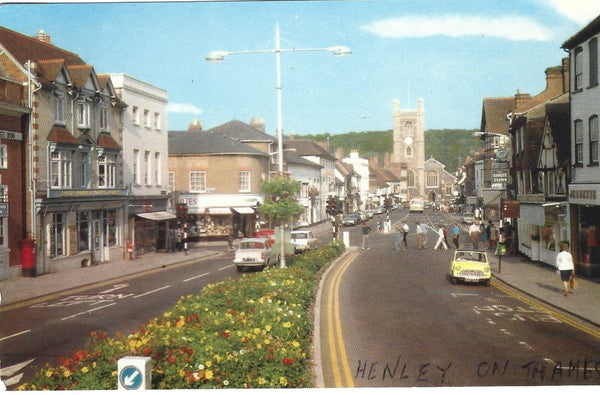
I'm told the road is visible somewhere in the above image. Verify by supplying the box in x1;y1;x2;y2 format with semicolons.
319;208;600;387
0;251;240;389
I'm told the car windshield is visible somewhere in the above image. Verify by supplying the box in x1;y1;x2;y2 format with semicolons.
292;233;307;239
240;241;265;249
455;251;486;262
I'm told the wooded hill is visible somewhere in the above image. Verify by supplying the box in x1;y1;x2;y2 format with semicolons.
299;129;481;173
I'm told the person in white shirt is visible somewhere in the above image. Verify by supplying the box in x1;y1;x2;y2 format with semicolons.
555;241;575;296
469;222;481;250
433;225;448;250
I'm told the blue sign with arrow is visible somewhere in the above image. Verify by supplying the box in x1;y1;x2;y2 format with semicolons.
119;365;143;390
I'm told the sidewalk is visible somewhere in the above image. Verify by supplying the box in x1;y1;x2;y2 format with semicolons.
489;252;600;328
0;243;222;308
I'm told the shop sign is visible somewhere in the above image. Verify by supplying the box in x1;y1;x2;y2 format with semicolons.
568;184;600;205
0;130;23;141
502;200;520;218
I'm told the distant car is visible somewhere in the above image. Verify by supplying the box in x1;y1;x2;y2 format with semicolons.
342;213;360;226
290;230;319;253
373;206;385;215
449;250;491;286
462;213;475;224
409;198;424;213
233;238;277;272
365;210;375;219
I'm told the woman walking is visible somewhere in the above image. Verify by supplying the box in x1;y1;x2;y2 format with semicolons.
555;241;575;296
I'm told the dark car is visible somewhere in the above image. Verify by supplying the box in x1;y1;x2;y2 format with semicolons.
342;213;359;226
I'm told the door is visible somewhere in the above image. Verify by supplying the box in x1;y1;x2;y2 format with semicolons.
92;219;104;263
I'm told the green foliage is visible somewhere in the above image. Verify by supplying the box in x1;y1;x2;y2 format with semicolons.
19;241;345;390
260;176;303;225
301;128;480;171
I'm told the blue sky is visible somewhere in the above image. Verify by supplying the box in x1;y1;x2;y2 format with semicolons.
2;1;600;135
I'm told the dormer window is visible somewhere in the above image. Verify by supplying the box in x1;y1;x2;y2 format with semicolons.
100;106;109;132
77;99;90;130
54;91;66;125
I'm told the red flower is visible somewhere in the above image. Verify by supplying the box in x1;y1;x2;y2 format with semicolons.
283;357;294;365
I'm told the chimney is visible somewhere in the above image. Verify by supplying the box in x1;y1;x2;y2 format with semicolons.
335;147;344;160
188;119;202;131
249;117;265;133
561;57;570;93
34;30;51;44
514;89;531;110
545;65;564;95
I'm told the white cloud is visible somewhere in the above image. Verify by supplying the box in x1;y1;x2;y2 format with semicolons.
167;102;203;114
361;15;553;41
544;0;600;25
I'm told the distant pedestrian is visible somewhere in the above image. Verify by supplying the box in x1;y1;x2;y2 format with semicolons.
361;222;371;250
401;220;409;251
480;222;488;250
555;241;575;296
469;222;480;250
393;221;409;252
415;221;423;250
433;225;448;250
452;223;460;249
488;221;497;252
420;221;430;249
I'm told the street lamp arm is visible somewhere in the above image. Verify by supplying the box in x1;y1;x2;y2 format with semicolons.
206;45;351;62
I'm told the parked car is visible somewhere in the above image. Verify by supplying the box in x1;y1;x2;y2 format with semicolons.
342;213;360;226
448;249;491;286
462;213;475;224
290;230;319;253
373;206;385;215
233;238;277;272
409;198;424;213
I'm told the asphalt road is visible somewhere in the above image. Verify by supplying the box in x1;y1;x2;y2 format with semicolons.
0;251;241;389
319;209;600;387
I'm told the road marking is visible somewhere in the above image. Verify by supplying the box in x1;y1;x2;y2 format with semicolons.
0;330;31;342
132;285;171;298
219;264;234;271
0;358;35;376
492;278;600;340
61;302;116;321
183;273;210;282
99;283;130;294
451;293;478;298
326;252;358;388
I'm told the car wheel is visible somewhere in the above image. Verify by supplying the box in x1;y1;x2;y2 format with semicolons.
236;265;242;273
484;279;490;287
450;275;457;285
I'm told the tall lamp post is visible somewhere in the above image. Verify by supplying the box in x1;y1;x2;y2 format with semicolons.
207;23;351;267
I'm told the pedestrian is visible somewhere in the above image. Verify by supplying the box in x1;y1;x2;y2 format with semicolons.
488;221;497;252
503;222;515;255
392;223;403;252
469;221;480;250
555;241;575;296
452;223;460;249
480;222;488;250
361;221;371;250
415;221;423;250
401;220;409;251
420;221;429;249
433;225;448;250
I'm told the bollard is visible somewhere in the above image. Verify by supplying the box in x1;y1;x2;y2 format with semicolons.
118;356;151;390
343;231;350;247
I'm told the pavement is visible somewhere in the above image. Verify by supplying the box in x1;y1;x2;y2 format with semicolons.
1;221;599;331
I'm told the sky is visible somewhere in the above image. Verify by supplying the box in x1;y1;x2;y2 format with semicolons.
1;0;600;136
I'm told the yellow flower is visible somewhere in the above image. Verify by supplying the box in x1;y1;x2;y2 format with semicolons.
205;361;212;368
81;366;89;374
205;370;214;380
265;324;272;331
258;377;266;385
279;377;288;386
45;369;53;378
283;322;292;328
292;340;300;348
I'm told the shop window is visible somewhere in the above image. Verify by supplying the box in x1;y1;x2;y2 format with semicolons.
105;209;117;247
50;213;65;258
77;211;90;252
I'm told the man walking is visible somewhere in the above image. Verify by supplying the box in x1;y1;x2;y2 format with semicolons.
452;223;460;249
469;221;481;250
434;225;449;250
415;221;423;250
361;221;371;250
420;221;430;249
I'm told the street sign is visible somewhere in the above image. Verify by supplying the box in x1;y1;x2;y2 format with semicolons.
118;357;151;390
502;200;520;219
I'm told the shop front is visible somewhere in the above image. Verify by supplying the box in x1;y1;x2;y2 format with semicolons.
179;194;261;240
128;198;174;256
516;201;567;265
569;184;600;278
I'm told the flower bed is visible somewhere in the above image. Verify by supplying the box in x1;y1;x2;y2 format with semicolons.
19;241;345;390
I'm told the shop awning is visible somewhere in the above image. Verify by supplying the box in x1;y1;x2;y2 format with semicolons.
233;207;255;214
208;207;232;215
137;211;176;221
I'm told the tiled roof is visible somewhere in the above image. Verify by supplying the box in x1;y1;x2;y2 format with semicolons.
67;64;95;90
207;119;276;142
286;151;322;168
169;130;268;156
481;97;515;135
97;133;121;150
283;139;336;161
47;126;79;145
0;26;86;66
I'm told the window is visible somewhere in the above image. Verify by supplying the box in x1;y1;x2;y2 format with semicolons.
407;170;415;188
168;171;174;193
154;112;161;130
77;100;90;129
590;115;599;165
144;109;150;128
100;106;109;132
77;211;90;252
0;145;7;169
54;91;66;125
98;154;116;188
190;171;206;192
79;152;90;188
50;212;65;258
590;38;598;87
575;47;584;91
426;171;438;188
144;151;150;185
105;209;117;247
50;150;72;189
575;120;584;165
133;149;140;185
0;185;7;203
405;146;413;158
132;106;139;125
154;152;161;185
239;170;250;192
0;216;6;247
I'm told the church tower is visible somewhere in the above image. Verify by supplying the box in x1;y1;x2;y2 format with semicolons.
392;98;425;198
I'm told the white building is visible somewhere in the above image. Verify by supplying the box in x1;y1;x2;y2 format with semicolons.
343;150;370;210
110;74;172;255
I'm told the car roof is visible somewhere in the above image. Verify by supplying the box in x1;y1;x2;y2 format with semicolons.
291;230;309;234
240;238;268;243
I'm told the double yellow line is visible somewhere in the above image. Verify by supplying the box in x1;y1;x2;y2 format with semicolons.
326;251;358;387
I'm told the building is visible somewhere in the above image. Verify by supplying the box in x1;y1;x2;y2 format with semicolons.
424;157;456;204
168;127;269;238
109;73;173;255
0;75;29;279
562;16;600;277
391;98;425;198
0;27;128;276
285;151;322;226
342;151;369;210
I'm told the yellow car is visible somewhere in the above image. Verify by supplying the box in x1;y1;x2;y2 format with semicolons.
449;250;491;286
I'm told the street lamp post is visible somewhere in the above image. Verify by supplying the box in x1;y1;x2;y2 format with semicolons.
207;23;351;268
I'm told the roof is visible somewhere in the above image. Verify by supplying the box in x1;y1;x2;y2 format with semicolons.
207;119;276;142
283;139;336;161
480;97;515;135
168;130;269;156
286;151;323;168
562;14;600;49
